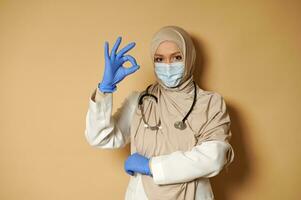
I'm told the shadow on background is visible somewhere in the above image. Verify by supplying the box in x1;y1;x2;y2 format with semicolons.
191;35;253;200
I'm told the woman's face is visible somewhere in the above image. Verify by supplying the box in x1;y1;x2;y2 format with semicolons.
154;41;183;64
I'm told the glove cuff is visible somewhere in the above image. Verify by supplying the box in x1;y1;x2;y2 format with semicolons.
98;82;117;93
148;158;153;177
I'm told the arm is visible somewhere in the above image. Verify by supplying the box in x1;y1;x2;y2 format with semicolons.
150;140;234;184
84;85;139;149
149;93;235;185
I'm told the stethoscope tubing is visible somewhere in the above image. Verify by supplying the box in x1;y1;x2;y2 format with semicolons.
138;81;197;130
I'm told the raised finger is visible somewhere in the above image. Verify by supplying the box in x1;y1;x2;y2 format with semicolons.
104;41;109;60
110;36;122;61
116;42;136;59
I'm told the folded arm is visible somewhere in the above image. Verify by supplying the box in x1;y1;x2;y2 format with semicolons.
150;140;234;185
150;93;235;185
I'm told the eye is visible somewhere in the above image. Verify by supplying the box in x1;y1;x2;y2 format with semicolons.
174;55;183;61
154;57;163;62
176;55;182;60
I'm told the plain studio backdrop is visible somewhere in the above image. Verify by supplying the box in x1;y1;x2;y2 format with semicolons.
0;0;300;199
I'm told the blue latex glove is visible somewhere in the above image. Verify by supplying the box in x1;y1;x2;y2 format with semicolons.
98;36;140;93
124;152;152;176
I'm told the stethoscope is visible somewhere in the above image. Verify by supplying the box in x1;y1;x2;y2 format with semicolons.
138;81;197;131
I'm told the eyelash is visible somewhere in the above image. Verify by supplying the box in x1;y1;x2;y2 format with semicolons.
154;55;183;62
175;55;182;60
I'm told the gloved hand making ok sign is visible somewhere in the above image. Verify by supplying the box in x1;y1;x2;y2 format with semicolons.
98;36;140;93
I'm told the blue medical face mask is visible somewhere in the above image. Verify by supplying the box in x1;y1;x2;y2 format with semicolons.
154;61;185;88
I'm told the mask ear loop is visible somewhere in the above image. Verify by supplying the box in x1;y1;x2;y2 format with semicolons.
138;85;161;131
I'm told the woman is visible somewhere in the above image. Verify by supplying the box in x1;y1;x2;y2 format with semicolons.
85;25;235;200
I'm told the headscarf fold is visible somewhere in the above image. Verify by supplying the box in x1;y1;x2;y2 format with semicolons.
129;25;232;200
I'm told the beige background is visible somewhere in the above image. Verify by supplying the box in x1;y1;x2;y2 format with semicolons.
1;0;300;199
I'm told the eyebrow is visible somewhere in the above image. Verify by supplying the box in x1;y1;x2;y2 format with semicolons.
154;51;182;56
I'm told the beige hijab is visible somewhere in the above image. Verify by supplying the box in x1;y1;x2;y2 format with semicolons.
130;26;232;200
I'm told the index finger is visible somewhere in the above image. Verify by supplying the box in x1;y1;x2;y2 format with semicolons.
120;55;138;67
116;42;136;59
110;36;122;61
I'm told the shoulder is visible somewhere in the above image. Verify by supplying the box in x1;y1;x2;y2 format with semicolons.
208;91;229;116
127;90;141;99
124;90;142;109
198;87;227;110
211;91;224;103
197;87;224;101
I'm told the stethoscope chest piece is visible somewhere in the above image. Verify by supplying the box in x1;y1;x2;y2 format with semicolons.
174;121;187;130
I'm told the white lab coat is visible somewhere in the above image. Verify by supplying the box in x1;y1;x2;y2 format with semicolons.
84;87;235;200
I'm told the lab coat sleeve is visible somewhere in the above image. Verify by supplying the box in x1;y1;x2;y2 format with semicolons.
150;93;235;185
84;85;139;149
